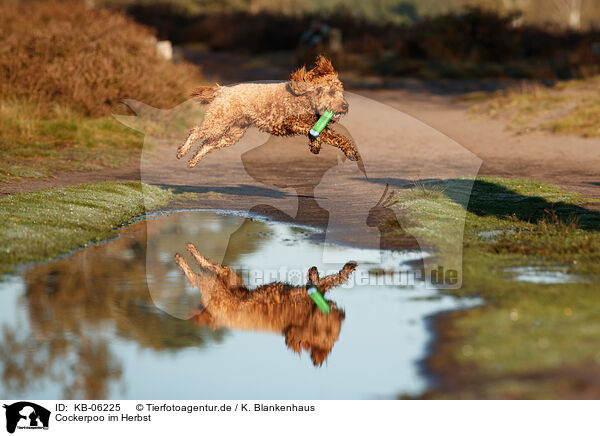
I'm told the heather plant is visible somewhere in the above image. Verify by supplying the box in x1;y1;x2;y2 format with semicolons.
0;0;201;116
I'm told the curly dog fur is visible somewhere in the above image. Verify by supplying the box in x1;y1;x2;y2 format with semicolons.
177;55;359;167
175;242;357;366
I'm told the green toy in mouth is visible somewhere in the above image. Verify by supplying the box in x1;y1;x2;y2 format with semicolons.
307;284;331;314
309;109;335;139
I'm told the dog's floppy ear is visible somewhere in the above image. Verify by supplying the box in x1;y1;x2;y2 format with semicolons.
288;66;313;95
288;80;313;96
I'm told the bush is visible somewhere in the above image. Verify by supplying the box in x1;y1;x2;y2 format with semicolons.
0;0;201;116
402;8;523;63
124;4;600;80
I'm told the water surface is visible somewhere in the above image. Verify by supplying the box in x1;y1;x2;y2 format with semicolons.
0;210;477;399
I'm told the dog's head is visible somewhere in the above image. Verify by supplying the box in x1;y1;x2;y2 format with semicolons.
288;55;348;120
284;305;345;367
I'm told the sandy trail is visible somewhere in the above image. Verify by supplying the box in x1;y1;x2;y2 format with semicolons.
2;86;598;200
360;87;600;199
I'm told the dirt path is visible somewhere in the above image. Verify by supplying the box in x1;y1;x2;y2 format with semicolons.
2;87;598;199
1;51;598;204
359;88;600;199
0;166;141;197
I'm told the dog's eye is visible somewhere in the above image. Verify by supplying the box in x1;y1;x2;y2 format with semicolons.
329;90;336;96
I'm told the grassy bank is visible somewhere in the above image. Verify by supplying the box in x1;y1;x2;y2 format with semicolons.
0;182;176;273
0;102;144;182
387;177;600;398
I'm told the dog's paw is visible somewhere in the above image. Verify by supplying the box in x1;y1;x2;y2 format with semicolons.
174;253;185;266
343;262;358;273
187;158;200;168
308;139;322;155
345;150;360;161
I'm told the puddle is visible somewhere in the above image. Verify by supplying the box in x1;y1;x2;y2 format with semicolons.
507;266;585;284
0;210;478;399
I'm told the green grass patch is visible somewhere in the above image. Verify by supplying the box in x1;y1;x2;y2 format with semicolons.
0;182;175;273
0;101;143;182
387;177;600;398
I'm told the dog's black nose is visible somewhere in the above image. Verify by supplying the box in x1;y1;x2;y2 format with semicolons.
341;103;348;110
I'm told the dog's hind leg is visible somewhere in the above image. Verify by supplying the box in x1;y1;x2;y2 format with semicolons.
174;253;198;285
188;125;248;168
179;107;232;162
186;243;221;273
176;249;220;306
186;242;244;289
177;126;202;159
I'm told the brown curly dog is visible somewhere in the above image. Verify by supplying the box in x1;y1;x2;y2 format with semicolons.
175;242;357;366
176;55;359;167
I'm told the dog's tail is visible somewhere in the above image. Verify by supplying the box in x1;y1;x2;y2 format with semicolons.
191;84;221;103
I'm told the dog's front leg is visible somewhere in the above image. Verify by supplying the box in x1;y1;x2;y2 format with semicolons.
271;115;327;155
312;262;358;294
308;135;323;155
318;129;360;161
271;114;316;137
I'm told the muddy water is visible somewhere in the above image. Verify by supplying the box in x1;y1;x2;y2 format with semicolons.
0;210;477;399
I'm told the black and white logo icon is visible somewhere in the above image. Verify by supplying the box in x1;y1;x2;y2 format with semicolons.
3;402;50;434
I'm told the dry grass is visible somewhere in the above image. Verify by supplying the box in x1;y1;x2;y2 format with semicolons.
543;97;600;137
470;78;600;137
0;0;201;116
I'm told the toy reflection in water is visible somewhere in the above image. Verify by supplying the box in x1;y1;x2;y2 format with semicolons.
175;243;357;366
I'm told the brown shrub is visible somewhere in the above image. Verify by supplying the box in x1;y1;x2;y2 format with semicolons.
0;0;201;116
127;4;600;80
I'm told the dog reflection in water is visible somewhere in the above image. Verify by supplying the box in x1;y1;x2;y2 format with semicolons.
175;243;357;366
